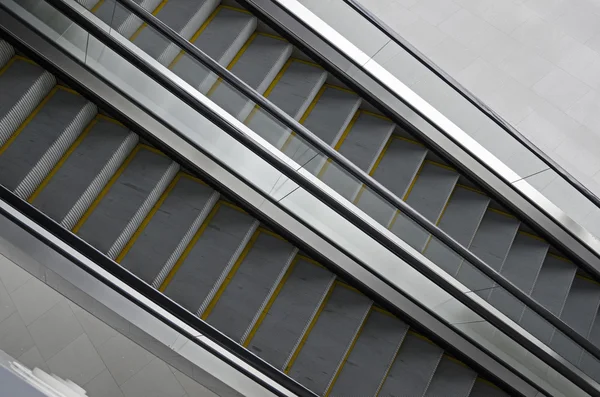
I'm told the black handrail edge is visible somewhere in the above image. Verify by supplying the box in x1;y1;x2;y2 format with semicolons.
341;0;600;221
21;0;600;394
0;10;534;397
57;0;600;372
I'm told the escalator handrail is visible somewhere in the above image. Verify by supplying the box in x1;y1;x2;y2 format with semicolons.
26;0;600;393
340;0;600;230
88;0;600;370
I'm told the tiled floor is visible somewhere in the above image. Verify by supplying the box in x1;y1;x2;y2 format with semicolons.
298;0;600;238
0;253;218;397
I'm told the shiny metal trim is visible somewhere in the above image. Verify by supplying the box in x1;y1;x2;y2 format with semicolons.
238;0;600;284
50;0;600;369
0;3;581;396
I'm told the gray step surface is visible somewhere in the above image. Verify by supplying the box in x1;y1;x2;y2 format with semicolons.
424;187;489;277
487;233;549;323
245;59;326;149
379;332;443;397
287;283;372;395
468;379;509;397
329;309;408;397
0;40;13;67
0;87;96;193
170;6;257;94
520;255;577;344
246;257;334;370
455;210;519;299
425;356;476;397
30;117;133;223
118;174;216;284
355;138;427;227
161;201;256;313
208;33;292;120
74;146;174;254
319;112;394;200
131;0;218;65
0;58;55;146
390;162;459;252
282;85;360;174
205;230;296;342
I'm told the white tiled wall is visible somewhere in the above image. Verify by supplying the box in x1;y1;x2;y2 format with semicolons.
0;253;218;397
298;0;600;238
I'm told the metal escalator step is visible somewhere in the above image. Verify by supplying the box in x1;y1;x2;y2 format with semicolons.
390;162;459;252
379;332;443;397
77;0;100;10
0;87;96;197
0;40;14;68
0;57;55;147
287;282;372;395
424;187;489;277
118;173;217;284
329;309;408;397
245;60;326;149
132;0;218;66
282;85;360;174
160;201;257;313
468;379;509;397
205;230;297;341
246;257;334;369
94;0;162;38
487;233;549;323
29;117;135;224
425;356;476;397
455;210;519;299
208;33;292;120
551;276;600;364
520;255;576;344
355;138;427;226
170;6;257;95
74;145;177;256
319;112;394;200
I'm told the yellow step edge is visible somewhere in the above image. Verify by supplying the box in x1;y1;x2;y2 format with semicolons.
179;171;209;186
159;201;223;292
407;329;435;345
575;273;600;287
219;199;248;214
290;57;323;69
517;229;547;243
487;207;517;219
454;183;486;196
323;83;355;95
201;229;262;320
401;160;425;202
442;353;470;368
0;86;59;157
315;111;361;179
371;306;396;318
28;118;99;203
95;113;125;127
421;186;455;254
115;173;183;263
324;308;371;396
257;227;288;242
334;280;362;294
360;109;391;122
374;333;404;397
220;4;252;14
206;32;258;97
242;256;299;347
390;134;424;147
56;85;81;96
257;31;287;42
424;159;456;172
284;281;335;373
296;254;326;269
90;0;105;13
548;252;572;263
72;145;141;233
168;5;222;69
128;0;169;41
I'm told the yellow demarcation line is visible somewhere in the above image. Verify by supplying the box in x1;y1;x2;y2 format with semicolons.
488;207;517;219
374;336;403;396
201;228;263;319
455;183;486;195
128;0;169;41
28;118;99;203
548;252;572;263
71;144;143;233
96;113;125;127
315;111;361;180
90;0;105;13
0;86;60;157
115;172;183;263
407;329;436;345
284;280;335;373
0;55;38;77
442;354;470;368
517;229;547;243
575;273;600;287
243;255;299;347
387;160;425;231
324;308;371;396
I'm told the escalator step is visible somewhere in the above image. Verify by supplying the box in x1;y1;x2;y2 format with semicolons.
425;356;476;397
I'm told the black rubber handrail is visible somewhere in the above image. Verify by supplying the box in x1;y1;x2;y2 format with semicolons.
33;0;600;393
94;0;600;370
340;0;600;216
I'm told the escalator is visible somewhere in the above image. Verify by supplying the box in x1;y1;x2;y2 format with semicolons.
70;0;600;384
0;41;509;397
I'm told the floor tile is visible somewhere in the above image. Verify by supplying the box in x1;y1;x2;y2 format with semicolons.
0;255;32;293
554;6;600;43
27;300;84;360
532;68;590;111
47;334;106;386
499;47;553;87
70;302;117;348
97;333;156;385
439;9;502;51
10;276;63;325
17;346;48;372
171;367;219;397
84;369;125;397
121;358;186;397
511;15;566;53
0;311;35;358
567;89;600;132
409;0;461;26
0;278;15;323
480;1;536;34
